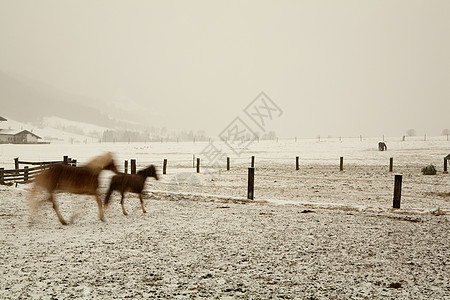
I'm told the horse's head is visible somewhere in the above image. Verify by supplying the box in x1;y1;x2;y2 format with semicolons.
138;165;159;180
104;159;119;173
84;152;118;173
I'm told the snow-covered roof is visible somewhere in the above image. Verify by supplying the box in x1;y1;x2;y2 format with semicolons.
15;130;42;139
0;129;41;139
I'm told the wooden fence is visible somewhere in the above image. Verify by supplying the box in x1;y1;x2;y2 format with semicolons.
0;156;76;185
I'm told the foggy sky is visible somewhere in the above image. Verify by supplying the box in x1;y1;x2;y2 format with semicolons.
1;0;449;138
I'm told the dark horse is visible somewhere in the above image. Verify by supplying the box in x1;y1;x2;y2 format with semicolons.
378;141;387;151
29;152;118;225
104;165;159;215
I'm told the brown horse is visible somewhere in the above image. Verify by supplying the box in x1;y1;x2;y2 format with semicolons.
378;141;387;151
104;165;158;215
28;152;118;225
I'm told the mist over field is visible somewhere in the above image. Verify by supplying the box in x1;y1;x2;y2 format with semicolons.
1;1;449;139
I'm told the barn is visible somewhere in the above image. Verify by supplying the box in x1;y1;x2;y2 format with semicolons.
0;130;42;144
0;116;42;144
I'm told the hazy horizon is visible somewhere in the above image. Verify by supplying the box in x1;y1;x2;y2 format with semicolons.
1;0;449;139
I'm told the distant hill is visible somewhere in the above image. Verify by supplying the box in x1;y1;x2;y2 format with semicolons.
0;71;212;142
0;116;103;143
0;71;116;127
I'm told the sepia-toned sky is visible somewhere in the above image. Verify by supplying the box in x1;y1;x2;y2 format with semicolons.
1;0;449;138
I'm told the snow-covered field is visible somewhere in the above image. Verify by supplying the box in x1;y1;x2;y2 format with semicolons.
1;138;449;299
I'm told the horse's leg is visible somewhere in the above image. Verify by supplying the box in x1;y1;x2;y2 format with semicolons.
104;186;114;209
50;193;67;225
120;192;128;215
139;193;147;213
95;193;105;222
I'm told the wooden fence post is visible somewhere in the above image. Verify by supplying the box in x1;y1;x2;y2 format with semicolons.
227;157;230;171
393;174;402;209
24;166;29;182
193;155;196;168
124;160;128;174
296;156;299;170
251;156;255;168
131;159;136;174
389;157;394;172
340;157;344;171
14;158;19;175
63;156;68;165
197;158;200;173
444;158;448;174
247;167;255;200
0;168;4;184
163;159;167;175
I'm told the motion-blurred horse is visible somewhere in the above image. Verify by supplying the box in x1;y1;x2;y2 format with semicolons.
28;152;118;225
378;141;387;151
104;165;158;215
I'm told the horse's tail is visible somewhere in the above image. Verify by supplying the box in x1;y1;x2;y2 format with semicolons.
27;179;44;223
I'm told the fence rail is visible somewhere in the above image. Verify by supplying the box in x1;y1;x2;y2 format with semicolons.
1;156;76;185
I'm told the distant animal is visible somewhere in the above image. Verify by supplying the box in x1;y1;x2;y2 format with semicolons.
378;141;387;151
28;152;118;225
104;165;159;215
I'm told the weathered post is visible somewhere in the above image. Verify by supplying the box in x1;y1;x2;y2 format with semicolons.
197;158;200;173
131;159;136;174
296;156;299;171
251;156;255;168
63;156;69;165
227;157;230;171
24;166;29;182
340;157;344;171
247;167;255;200
393;174;402;209
124;160;128;174
14;158;19;170
163;159;167;175
389;157;394;172
0;168;4;184
444;158;448;174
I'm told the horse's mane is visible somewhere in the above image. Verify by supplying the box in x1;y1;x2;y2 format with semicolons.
83;152;114;172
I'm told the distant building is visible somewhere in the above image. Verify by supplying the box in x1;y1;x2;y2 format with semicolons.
0;116;43;144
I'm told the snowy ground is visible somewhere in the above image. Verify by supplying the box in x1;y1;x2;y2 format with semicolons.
0;138;449;299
